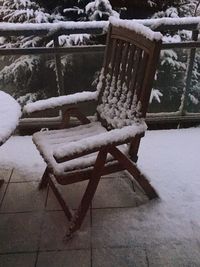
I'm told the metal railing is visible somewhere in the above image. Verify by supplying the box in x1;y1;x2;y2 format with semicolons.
0;17;200;127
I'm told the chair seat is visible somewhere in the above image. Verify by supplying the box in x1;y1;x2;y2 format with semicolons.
33;122;129;177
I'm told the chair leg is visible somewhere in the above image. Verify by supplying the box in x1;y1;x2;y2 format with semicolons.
67;148;108;236
129;135;143;163
0;179;4;187
38;167;49;190
108;146;158;200
49;174;73;220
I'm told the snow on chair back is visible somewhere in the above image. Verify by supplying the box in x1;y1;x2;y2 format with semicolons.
97;17;162;130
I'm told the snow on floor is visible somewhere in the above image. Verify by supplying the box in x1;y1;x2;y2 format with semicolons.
1;126;199;200
1;127;200;192
0;136;46;178
0;126;200;243
138;127;200;201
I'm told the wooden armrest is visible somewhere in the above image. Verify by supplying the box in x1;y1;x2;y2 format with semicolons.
23;91;98;114
53;121;147;163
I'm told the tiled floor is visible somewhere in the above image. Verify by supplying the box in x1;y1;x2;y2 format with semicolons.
0;167;200;267
0;168;149;267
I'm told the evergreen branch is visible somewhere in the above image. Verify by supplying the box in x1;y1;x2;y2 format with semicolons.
194;0;200;16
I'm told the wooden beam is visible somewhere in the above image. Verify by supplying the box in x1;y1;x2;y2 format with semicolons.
0;45;105;56
110;0;153;8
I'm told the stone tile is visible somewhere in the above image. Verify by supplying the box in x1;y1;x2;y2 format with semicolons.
39;211;91;250
0;182;46;213
37;250;91;267
92;177;146;209
0;183;6;204
93;247;147;267
0;212;42;253
92;208;139;248
46;181;88;210
146;241;200;267
10;168;44;183
92;206;194;248
0;168;12;183
189;205;200;244
0;253;36;267
46;173;147;211
102;171;127;179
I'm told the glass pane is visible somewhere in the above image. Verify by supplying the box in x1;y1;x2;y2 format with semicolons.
148;48;188;114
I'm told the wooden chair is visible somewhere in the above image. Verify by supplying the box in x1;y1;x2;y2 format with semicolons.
24;17;162;237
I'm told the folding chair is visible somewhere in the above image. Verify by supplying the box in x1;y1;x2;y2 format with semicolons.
24;17;162;237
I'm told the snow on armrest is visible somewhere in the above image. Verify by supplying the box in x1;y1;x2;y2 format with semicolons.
53;120;147;162
23;91;98;114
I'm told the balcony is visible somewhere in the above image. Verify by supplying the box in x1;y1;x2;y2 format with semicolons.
0;17;200;266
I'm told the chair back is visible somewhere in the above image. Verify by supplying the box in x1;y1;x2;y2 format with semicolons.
96;18;162;130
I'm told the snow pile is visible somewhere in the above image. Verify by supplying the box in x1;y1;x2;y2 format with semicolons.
110;17;163;41
0;91;22;145
0;136;45;173
24;91;98;114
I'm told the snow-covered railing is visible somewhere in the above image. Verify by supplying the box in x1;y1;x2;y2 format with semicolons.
1;17;200;127
0;21;108;36
0;17;200;36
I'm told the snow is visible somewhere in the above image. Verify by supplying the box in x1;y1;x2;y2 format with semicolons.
109;17;163;41
136;16;200;29
0;91;22;146
96;70;144;129
162;34;181;43
138;127;200;203
0;136;45;173
23;91;98;114
32;121;146;174
52;121;146;160
85;0;119;21
150;89;163;103
189;93;199;105
0;20;108;33
0;127;200;219
0;16;199;39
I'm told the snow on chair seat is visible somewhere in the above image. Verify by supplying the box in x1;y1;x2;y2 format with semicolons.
33;122;132;176
31;17;162;238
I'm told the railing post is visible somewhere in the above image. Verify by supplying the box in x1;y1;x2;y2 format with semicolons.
179;29;199;115
53;36;65;96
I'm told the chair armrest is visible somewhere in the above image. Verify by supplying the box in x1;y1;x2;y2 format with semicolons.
23;91;98;114
53;121;147;162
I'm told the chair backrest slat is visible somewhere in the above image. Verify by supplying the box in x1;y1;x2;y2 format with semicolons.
96;21;162;130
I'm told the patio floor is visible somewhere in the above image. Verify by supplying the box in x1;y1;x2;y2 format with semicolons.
0;127;200;266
